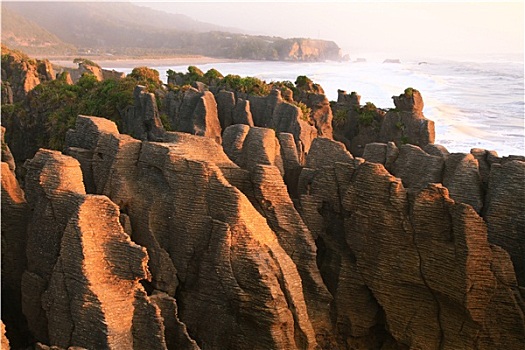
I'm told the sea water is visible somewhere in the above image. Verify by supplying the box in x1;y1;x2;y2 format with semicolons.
110;57;524;156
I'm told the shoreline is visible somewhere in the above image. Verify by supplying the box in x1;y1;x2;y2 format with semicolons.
48;55;240;69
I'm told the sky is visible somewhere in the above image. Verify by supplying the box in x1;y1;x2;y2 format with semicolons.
132;1;524;60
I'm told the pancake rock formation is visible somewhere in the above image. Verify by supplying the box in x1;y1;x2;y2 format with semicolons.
1;61;524;349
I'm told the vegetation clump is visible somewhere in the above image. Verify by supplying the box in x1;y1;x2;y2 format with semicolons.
357;102;377;126
404;87;415;97
293;101;311;122
128;66;162;87
219;74;270;96
167;66;225;86
295;75;313;90
333;108;348;127
2;70;156;150
203;68;224;81
73;57;101;68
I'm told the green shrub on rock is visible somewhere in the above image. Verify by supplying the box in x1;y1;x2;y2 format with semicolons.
128;67;162;86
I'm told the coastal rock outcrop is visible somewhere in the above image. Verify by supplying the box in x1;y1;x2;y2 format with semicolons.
64;116;320;349
333;89;435;156
122;85;166;141
295;91;334;138
247;89;317;164
2;49;524;349
1;46;55;103
215;90;235;129
484;160;525;286
168;87;222;144
238;127;284;174
18;149;169;349
57;60;125;83
1;160;31;347
233;98;254;126
298;140;525;348
332;91;385;156
280;39;341;61
380;89;435;147
249;164;334;344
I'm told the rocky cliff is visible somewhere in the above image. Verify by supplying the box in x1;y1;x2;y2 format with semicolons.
3;2;342;61
1;55;524;349
1;46;55;104
333;88;435;157
2;110;524;349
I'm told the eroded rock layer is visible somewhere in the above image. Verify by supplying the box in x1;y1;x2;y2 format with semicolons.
64;116;319;349
299;142;525;349
16;149;169;349
2;109;523;349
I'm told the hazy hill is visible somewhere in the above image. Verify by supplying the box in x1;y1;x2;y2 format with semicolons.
1;2;341;61
2;2;243;46
0;6;76;55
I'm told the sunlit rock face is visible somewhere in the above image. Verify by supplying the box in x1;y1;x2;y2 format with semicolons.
2;108;523;349
18;149;168;349
63;116;320;349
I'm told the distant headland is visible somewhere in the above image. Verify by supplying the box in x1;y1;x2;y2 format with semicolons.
2;2;342;62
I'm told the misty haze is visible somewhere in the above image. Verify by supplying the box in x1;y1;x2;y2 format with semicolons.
1;1;524;350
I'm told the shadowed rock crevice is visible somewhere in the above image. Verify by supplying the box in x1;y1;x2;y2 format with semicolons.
299;138;525;348
1;160;32;348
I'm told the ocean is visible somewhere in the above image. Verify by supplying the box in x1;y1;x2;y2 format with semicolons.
110;57;524;156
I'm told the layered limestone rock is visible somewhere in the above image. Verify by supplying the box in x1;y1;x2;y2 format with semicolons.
215;90;235;129
249;165;334;345
239;127;284;175
1;47;55;102
1;161;31;347
169;87;222;144
149;291;199;350
391;144;444;191
222;125;284;176
333;89;435;156
484;160;525;286
363;143;486;213
20;149;168;349
65;115;320;349
305;137;353;169
223;124;302;196
247;89;317;164
233;98;254;126
122;85;166;141
1;126;16;174
442;152;483;213
362;141;399;171
380;89;435;147
295;91;334;138
299;147;525;348
222;124;251;167
331;91;386;156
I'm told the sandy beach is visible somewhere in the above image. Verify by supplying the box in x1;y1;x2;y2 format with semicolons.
49;56;238;69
